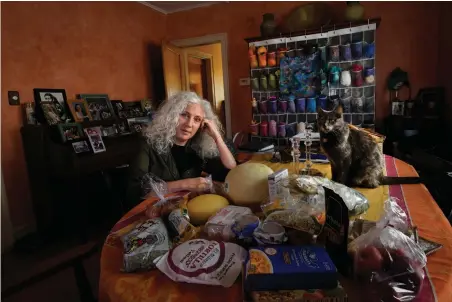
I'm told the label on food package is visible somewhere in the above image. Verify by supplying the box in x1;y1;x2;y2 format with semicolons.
156;239;246;287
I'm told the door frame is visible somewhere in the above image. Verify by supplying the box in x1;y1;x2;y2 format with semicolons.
185;50;215;108
171;33;232;139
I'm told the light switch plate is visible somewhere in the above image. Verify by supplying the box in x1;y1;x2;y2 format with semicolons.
239;78;250;86
8;91;20;105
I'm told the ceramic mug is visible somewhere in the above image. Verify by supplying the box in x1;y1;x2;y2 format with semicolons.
351;41;363;59
296;98;306;113
329;45;340;62
288;99;296;113
341;44;352;61
268;100;277;114
318;95;328;110
352;70;363;87
268;73;277;90
286;123;297;137
352;97;364;113
341;70;352;87
364;42;375;58
307;97;317;113
267;52;277;67
260;121;268;136
258;100;268;114
278;122;286;137
251;77;259;90
330;71;340;85
249;123;259;135
364;67;375;84
279;100;288;113
269;120;277;137
249;54;258;69
260;75;268;91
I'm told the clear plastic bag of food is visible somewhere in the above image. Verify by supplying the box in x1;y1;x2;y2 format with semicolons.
311;176;369;216
205;205;253;241
121;218;171;273
142;173;214;219
166;207;200;246
349;224;426;301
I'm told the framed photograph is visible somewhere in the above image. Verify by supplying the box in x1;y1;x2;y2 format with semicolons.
116;120;130;134
101;125;118;137
110;100;124;117
67;99;92;122
84;127;106;153
121;101;144;118
21;103;38;126
41;103;63;125
391;101;405;116
72;141;91;154
127;116;151;133
33;88;72;123
141;98;153;116
79;94;115;121
57;123;84;142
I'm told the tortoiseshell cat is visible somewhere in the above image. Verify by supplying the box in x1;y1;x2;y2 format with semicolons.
317;105;420;188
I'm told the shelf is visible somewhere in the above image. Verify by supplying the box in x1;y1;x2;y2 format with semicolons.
252;112;375;116
252;90;281;93
328;57;374;64
251;66;279;71
328;83;375;90
245;18;381;43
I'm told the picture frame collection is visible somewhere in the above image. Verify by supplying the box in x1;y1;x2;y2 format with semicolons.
28;88;154;154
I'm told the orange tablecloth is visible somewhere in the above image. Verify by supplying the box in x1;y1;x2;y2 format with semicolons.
99;156;452;302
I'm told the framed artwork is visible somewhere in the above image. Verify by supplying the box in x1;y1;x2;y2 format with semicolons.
57;123;84;142
72;141;91;154
84;127;106;153
33;88;72;123
79;94;115;121
391;101;405;116
116;120;130;134
67;99;92;122
121;101;144;118
41;103;63;125
127;116;151;133
21;103;38;126
141;98;153;116
101;125;118;137
110;100;124;117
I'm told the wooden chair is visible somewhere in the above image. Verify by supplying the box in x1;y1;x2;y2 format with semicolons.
2;241;99;302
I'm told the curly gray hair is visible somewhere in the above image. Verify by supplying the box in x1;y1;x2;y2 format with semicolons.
143;92;223;158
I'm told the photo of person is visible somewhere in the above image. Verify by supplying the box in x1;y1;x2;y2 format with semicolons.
72;141;90;154
39;92;70;122
67;99;92;122
57;123;83;142
84;127;106;153
391;101;404;116
79;94;115;121
141;99;153;116
41;103;62;125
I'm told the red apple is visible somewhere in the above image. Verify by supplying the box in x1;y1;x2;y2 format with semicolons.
356;246;384;273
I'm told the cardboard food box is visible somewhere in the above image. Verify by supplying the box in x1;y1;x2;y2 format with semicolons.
244;245;338;292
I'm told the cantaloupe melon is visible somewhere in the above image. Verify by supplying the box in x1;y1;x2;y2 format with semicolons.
187;194;229;225
224;163;274;206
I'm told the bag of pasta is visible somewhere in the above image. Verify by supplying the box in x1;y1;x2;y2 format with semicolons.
121;217;171;272
261;176;325;235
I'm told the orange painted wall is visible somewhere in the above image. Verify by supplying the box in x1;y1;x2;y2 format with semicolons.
1;2;166;228
166;1;441;134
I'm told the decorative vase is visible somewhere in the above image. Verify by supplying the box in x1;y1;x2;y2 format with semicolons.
260;13;277;37
345;2;364;22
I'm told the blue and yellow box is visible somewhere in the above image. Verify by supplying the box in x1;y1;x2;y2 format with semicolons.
245;245;338;291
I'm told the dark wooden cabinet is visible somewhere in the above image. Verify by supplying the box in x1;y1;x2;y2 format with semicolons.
21;125;141;240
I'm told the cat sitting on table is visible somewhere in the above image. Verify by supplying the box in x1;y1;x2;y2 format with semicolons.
317;105;420;188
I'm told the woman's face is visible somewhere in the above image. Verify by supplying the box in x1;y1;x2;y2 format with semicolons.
44;95;52;102
75;104;81;112
175;103;204;144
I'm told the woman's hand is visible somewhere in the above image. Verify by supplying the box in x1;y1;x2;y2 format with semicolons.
203;119;222;142
167;177;209;192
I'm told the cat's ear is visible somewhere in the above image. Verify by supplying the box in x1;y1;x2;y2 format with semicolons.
335;104;343;116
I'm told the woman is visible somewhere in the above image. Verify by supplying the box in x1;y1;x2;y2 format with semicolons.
126;92;236;209
74;103;88;120
44;93;67;121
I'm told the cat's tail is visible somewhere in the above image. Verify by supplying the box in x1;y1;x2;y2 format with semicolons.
380;176;422;185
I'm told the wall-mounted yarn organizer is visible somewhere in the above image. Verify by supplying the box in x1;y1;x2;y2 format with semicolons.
246;18;380;147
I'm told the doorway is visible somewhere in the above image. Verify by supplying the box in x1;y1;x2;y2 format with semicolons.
161;34;231;138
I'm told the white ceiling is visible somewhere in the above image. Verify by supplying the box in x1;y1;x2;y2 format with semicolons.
140;1;225;14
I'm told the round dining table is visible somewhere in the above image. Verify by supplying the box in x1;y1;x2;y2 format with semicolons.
98;154;452;302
